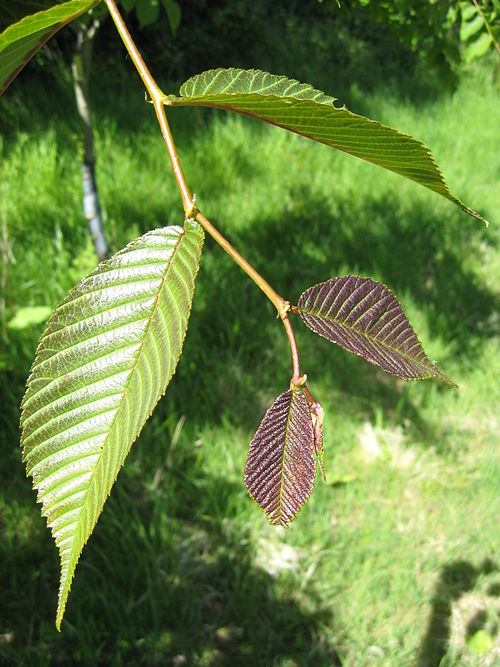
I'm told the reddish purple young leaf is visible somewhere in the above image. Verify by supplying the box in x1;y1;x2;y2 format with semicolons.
244;388;316;527
297;276;456;386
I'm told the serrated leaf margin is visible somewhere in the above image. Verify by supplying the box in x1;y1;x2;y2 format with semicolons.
297;276;456;386
244;388;316;527
20;222;204;628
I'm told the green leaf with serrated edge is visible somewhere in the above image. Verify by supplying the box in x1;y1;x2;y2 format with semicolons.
0;0;100;94
464;31;493;62
297;276;456;386
20;222;204;629
244;388;316;527
164;68;487;225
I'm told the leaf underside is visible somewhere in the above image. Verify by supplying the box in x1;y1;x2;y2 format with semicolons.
0;0;99;95
20;222;204;628
297;276;456;386
165;68;486;225
244;388;316;527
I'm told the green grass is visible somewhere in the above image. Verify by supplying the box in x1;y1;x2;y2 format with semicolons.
0;52;499;666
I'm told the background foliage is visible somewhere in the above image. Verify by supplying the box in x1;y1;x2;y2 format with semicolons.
1;1;499;664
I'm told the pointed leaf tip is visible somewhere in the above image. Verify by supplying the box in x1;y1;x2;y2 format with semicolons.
166;68;486;224
20;223;204;627
244;388;316;526
297;276;456;386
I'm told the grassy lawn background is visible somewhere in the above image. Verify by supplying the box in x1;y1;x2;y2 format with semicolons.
0;29;499;667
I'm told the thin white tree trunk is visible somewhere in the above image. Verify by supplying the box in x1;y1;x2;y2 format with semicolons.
72;20;108;262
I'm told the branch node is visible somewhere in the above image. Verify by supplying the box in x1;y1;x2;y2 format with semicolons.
290;374;307;390
277;301;291;319
185;194;198;220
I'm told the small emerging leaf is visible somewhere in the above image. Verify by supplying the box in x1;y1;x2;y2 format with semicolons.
310;401;326;481
20;222;204;628
244;388;316;527
165;68;486;225
297;276;456;386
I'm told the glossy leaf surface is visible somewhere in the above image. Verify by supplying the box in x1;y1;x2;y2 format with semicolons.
165;68;486;225
244;388;316;527
20;222;204;628
297;276;455;386
0;0;99;94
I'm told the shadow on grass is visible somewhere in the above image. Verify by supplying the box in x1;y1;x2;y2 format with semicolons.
157;182;498;450
417;559;497;667
0;446;342;666
231;186;497;358
0;16;496;665
1;66;497;665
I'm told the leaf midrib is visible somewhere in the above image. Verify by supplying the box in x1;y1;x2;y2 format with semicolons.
299;307;434;372
277;390;294;526
25;402;120;462
23;244;191;421
0;0;100;48
62;226;187;566
171;97;442;176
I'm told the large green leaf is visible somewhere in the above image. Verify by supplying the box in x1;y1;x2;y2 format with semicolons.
165;68;487;225
0;0;100;94
20;222;204;628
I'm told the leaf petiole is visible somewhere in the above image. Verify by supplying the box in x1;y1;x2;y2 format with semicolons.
104;0;304;385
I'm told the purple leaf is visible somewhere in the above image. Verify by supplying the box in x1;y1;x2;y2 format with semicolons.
297;276;456;386
244;389;316;527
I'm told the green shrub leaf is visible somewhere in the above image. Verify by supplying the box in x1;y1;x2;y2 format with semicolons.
244;388;316;527
135;0;159;27
20;222;204;628
165;68;487;225
0;0;100;94
8;305;53;330
464;32;493;62
460;12;486;42
297;276;456;386
161;0;181;35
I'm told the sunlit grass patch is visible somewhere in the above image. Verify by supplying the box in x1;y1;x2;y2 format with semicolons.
0;55;498;666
